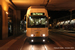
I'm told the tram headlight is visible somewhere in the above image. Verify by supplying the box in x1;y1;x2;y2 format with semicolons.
42;34;45;37
43;39;45;42
31;34;34;37
31;39;34;42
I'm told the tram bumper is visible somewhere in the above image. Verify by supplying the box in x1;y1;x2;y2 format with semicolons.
28;37;48;43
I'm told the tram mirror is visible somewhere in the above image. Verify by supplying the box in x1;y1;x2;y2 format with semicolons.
48;17;50;19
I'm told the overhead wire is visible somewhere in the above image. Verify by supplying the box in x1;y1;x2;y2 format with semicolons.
45;0;49;7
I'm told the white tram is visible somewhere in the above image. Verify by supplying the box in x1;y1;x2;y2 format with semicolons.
26;6;49;43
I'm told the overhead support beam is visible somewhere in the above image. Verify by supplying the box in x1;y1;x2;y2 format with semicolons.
9;0;17;8
56;0;75;6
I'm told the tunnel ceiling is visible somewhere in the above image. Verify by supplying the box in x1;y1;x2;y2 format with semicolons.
6;0;75;10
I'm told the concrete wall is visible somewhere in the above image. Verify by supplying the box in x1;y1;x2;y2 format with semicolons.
0;0;8;39
16;10;21;34
13;10;21;35
0;1;1;4
0;0;21;39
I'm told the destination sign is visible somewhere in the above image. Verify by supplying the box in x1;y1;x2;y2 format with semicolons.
31;13;44;15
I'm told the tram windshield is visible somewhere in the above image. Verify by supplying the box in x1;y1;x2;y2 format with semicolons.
28;16;48;28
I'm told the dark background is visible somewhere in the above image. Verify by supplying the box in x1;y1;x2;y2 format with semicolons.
21;10;75;23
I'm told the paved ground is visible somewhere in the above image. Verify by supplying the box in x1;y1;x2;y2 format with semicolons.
49;29;75;37
50;29;75;33
0;29;75;50
0;34;26;50
21;29;75;50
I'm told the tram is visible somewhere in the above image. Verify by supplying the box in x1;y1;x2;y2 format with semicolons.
26;6;49;43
